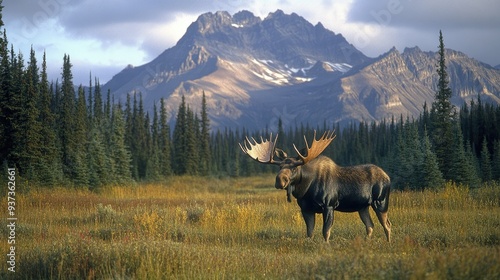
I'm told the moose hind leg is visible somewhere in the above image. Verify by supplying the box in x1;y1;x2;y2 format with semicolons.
301;210;316;238
358;207;374;239
322;207;334;242
375;211;391;242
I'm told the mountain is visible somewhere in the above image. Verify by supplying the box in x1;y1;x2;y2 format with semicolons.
103;10;500;131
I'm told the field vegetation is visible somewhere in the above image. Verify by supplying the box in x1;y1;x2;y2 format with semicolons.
1;176;499;279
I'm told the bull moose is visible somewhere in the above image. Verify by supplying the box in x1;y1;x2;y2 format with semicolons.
239;130;391;242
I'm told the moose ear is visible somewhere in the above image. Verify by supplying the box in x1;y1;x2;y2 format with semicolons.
274;148;288;160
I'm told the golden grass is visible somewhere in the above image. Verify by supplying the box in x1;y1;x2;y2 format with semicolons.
1;177;499;279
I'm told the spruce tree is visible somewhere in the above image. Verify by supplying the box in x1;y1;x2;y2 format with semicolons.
480;138;492;182
109;105;132;183
74;85;90;186
131;93;149;179
419;127;444;189
159;98;172;176
93;78;103;121
185;107;199;175
199;92;211;175
493;141;500;181
448;123;479;186
59;54;76;181
8;49;26;172
38;51;62;185
146;103;161;180
0;30;10;162
20;47;43;179
172;95;188;174
430;30;455;180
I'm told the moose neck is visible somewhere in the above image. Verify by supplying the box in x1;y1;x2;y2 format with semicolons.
291;166;309;199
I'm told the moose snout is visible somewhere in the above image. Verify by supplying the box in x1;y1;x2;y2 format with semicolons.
275;170;291;189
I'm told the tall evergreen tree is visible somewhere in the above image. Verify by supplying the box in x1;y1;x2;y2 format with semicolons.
74;85;90;186
9;49;26;171
0;29;10;162
448;123;479;186
172;95;188;174
37;51;62;185
418;127;444;189
130;93;149;179
19;47;43;179
430;30;456;180
146;103;161;180
185;107;199;175
159;98;172;176
93;78;103;122
109;105;132;183
199;92;211;175
493;141;500;181
480;138;492;182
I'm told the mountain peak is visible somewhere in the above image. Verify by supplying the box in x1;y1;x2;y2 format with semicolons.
233;10;261;26
266;9;286;19
193;11;232;34
103;10;500;131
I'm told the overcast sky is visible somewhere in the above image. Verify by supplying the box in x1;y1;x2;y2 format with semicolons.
3;0;499;85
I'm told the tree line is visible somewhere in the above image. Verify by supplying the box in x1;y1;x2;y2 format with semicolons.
1;10;499;190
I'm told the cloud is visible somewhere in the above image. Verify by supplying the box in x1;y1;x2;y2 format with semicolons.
348;0;500;30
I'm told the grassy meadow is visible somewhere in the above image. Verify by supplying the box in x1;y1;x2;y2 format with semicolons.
1;176;500;279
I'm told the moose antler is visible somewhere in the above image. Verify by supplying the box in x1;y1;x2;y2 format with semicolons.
293;130;336;165
239;133;282;165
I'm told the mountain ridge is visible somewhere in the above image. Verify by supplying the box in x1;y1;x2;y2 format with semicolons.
103;10;500;131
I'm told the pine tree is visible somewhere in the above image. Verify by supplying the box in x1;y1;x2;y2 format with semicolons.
9;49;26;172
93;78;103;122
185;107;199;175
146;103;161;180
20;47;43;179
74;85;90;186
448;123;479;186
87;122;108;188
58;54;89;185
109;105;131;183
199;92;211;175
0;30;10;163
159;98;172;176
480;138;492;182
37;51;62;185
418;127;444;189
393;120;422;189
172;95;188;174
430;30;456;180
131;93;149;179
493;141;500;181
59;54;76;180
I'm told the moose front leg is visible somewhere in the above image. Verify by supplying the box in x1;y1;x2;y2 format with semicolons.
322;207;334;242
301;210;315;238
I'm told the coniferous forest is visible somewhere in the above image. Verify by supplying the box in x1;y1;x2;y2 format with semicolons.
0;6;499;191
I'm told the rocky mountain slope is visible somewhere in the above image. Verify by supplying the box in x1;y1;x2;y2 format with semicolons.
103;10;500;131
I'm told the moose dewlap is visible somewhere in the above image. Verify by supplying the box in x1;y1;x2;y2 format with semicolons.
240;130;391;242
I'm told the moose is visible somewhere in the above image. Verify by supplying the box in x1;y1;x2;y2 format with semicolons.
239;130;391;242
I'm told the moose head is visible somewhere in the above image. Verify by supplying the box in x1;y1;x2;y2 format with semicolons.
239;130;336;191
